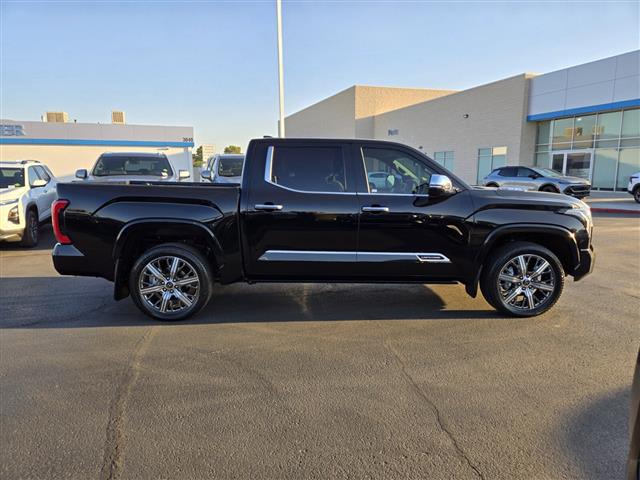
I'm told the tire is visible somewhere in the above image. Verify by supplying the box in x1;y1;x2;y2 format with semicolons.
486;183;499;188
634;186;640;204
20;209;39;247
480;241;565;317
129;243;214;321
539;185;558;193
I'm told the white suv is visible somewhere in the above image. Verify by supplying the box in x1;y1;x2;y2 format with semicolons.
0;160;58;247
628;171;640;204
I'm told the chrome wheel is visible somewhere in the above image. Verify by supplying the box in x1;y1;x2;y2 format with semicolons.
138;256;200;314
497;254;556;311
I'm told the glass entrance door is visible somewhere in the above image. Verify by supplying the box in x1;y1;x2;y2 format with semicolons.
550;151;593;180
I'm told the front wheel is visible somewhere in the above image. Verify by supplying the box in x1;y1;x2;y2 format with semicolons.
20;209;39;247
539;185;558;193
634;186;640;204
480;242;565;317
129;243;213;321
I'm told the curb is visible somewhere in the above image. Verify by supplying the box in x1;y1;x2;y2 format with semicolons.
590;207;640;215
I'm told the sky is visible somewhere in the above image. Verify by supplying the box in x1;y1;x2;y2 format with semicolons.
1;0;639;151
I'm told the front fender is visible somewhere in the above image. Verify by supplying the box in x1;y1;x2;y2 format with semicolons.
465;223;580;297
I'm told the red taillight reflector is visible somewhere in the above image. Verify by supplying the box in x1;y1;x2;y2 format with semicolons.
52;199;71;245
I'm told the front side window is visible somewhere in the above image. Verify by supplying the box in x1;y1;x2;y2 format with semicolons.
218;157;244;177
0;167;25;188
517;167;533;177
27;167;39;186
362;147;435;194
35;166;51;183
93;155;173;177
270;146;348;193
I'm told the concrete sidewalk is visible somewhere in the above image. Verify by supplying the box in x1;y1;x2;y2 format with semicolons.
586;191;640;214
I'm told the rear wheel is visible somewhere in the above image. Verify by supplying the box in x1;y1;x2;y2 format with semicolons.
129;243;213;321
480;242;564;317
634;186;640;204
20;209;39;247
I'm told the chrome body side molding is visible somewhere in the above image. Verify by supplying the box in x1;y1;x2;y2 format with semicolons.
258;250;451;264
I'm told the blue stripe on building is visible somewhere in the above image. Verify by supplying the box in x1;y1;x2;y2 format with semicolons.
0;138;194;148
527;98;640;121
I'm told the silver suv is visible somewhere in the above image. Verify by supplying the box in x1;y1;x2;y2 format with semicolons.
483;166;591;199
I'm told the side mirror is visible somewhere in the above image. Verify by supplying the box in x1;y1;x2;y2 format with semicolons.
75;169;88;179
178;170;190;180
529;173;540;179
200;169;212;181
31;179;47;188
428;174;454;198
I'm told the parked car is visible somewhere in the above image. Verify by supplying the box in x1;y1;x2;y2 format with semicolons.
483;166;591;199
75;152;191;182
627;172;640;204
201;154;244;183
629;348;640;480
52;138;594;321
0;160;57;246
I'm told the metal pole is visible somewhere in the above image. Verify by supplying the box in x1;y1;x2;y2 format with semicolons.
276;0;285;137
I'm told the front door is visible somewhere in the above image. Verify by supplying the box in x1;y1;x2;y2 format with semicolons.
551;151;593;180
354;144;472;280
242;142;360;279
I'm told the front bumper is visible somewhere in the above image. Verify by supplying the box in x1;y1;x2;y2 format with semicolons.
0;226;24;242
563;184;591;198
573;244;595;281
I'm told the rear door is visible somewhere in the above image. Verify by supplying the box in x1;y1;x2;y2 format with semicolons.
242;141;360;279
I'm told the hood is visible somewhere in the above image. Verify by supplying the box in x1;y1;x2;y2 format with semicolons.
0;185;28;203
214;176;242;184
492;187;583;208
558;175;590;185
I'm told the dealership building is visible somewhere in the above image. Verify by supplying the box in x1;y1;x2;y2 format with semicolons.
0;118;195;181
286;50;640;190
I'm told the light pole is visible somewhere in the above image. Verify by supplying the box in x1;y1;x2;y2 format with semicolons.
276;0;285;137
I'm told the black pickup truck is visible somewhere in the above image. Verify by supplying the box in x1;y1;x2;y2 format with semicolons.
52;138;595;321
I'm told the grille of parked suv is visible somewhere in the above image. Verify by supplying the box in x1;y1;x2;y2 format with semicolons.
563;184;590;195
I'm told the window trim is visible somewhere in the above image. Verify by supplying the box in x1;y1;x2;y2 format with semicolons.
264;145;356;195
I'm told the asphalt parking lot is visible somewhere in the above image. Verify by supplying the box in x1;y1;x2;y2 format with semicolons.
0;214;638;480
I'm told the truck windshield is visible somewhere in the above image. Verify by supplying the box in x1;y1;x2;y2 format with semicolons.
93;156;173;177
218;157;244;177
0;167;25;188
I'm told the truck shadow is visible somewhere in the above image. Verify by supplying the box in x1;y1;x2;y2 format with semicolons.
561;385;630;479
0;277;496;329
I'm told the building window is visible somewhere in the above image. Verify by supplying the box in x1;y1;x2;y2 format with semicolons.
433;151;454;171
534;108;640;190
477;146;507;183
388;129;399;136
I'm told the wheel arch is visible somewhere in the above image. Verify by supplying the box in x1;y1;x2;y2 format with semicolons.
465;224;579;297
112;219;223;300
538;183;559;193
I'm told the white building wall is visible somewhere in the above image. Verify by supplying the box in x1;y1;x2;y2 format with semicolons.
0;119;194;181
528;50;640;117
0;144;192;181
374;74;534;183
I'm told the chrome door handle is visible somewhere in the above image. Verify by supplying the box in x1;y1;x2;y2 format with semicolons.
254;204;283;211
362;206;389;213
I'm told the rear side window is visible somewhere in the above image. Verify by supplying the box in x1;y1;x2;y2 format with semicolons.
498;167;517;177
269;146;348;193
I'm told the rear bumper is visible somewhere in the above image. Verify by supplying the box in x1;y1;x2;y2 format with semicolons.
573;245;595;281
52;243;91;276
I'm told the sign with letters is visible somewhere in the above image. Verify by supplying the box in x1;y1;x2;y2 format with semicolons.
0;124;26;136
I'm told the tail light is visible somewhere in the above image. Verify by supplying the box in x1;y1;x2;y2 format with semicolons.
52;199;71;245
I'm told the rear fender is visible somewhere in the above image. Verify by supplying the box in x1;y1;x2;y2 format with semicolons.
112;219;224;300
